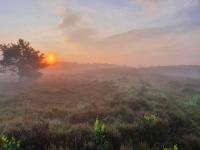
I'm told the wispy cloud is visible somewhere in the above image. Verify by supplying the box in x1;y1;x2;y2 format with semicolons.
129;0;200;25
59;10;97;45
2;0;199;66
41;0;200;66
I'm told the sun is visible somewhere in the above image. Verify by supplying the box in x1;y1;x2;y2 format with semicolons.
46;55;56;65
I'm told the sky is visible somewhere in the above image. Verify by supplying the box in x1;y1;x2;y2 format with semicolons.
0;0;200;66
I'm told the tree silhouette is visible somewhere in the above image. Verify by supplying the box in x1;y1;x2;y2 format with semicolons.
0;39;47;79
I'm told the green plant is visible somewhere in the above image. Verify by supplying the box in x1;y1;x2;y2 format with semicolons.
94;117;112;150
163;145;178;150
184;94;200;107
143;114;157;126
1;135;21;150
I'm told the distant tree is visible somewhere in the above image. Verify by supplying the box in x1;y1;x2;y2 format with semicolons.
0;39;47;80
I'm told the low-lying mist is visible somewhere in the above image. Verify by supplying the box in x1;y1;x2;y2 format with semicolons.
0;62;200;149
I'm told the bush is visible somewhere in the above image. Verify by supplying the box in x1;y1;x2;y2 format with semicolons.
94;117;112;150
0;135;21;150
5;122;51;150
63;126;95;150
163;145;178;150
143;113;158;126
139;120;170;148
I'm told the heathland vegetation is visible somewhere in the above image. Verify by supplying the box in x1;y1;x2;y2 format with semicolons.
0;62;200;149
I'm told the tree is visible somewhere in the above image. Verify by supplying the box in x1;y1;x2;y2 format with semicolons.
0;39;47;79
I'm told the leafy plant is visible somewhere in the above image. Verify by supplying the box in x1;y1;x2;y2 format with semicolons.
163;145;178;150
143;114;158;126
94;117;112;150
1;135;21;150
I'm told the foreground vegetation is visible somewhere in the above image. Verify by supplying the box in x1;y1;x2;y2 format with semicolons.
0;114;198;150
0;65;200;149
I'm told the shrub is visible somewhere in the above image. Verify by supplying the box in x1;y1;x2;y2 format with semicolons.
163;145;178;150
0;135;21;150
63;126;95;150
143;113;158;126
5;121;51;150
139;119;170;148
94;117;112;150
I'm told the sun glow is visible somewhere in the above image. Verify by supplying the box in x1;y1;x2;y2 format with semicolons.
46;55;56;65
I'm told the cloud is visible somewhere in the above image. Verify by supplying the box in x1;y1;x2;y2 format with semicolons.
129;0;200;25
59;10;97;44
42;0;98;48
40;0;200;66
100;23;200;66
59;11;82;29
